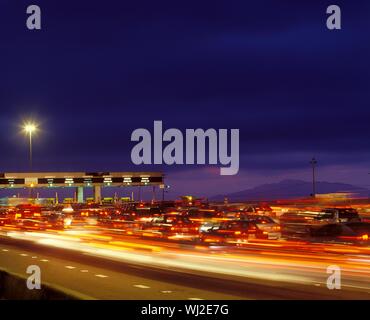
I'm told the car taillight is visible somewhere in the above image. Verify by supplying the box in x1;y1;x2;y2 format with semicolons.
361;234;369;241
171;227;175;231
205;238;218;242
234;231;241;235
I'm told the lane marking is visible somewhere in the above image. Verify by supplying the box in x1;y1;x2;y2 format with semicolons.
31;256;38;259
65;266;76;269
161;290;173;294
95;274;108;278
40;259;49;262
134;284;150;289
188;298;203;300
80;270;89;273
20;253;28;257
1;249;9;252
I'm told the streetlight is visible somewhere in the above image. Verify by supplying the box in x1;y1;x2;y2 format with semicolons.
23;122;38;171
161;185;170;202
309;157;317;197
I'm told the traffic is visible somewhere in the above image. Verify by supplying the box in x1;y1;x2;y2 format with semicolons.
1;201;369;248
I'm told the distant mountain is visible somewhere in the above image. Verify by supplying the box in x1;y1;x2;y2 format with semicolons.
210;179;370;202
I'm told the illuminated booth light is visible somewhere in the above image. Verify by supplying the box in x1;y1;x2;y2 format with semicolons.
141;177;150;185
65;178;74;187
0;172;163;189
47;178;54;187
123;177;132;185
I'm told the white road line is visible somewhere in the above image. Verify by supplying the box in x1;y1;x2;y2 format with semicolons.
31;256;38;259
20;253;28;257
65;266;76;269
188;298;204;300
80;270;89;273
161;290;173;294
134;284;150;289
40;259;49;262
95;274;108;278
1;249;9;252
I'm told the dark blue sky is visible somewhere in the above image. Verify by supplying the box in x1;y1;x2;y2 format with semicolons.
0;1;370;198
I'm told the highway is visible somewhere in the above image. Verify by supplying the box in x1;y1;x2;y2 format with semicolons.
0;242;242;300
1;225;370;299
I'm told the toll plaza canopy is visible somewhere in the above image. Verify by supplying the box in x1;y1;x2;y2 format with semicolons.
0;172;164;188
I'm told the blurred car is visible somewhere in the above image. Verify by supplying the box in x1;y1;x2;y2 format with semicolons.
220;211;248;220
0;208;7;226
344;222;370;241
245;215;281;239
16;214;68;231
76;208;101;225
319;208;361;223
44;213;69;230
15;204;42;219
280;208;361;237
185;208;221;232
310;222;370;245
0;218;6;226
114;209;138;221
141;214;200;240
117;205;162;222
201;219;280;245
244;204;276;217
16;218;49;231
201;221;254;245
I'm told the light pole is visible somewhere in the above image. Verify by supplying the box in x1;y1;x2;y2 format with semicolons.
309;157;317;197
23;123;37;171
161;185;170;202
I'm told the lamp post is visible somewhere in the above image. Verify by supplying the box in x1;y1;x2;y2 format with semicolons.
23;123;37;171
161;185;170;202
309;157;317;197
23;122;37;200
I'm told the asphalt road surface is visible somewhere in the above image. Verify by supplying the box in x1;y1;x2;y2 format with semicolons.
1;227;370;299
0;241;244;300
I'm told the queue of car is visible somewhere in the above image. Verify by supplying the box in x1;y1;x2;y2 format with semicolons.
0;202;369;246
117;206;283;243
0;204;71;230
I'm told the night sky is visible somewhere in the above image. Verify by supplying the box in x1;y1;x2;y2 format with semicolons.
1;1;370;199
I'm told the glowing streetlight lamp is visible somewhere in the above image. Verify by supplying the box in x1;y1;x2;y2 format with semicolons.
23;122;38;171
